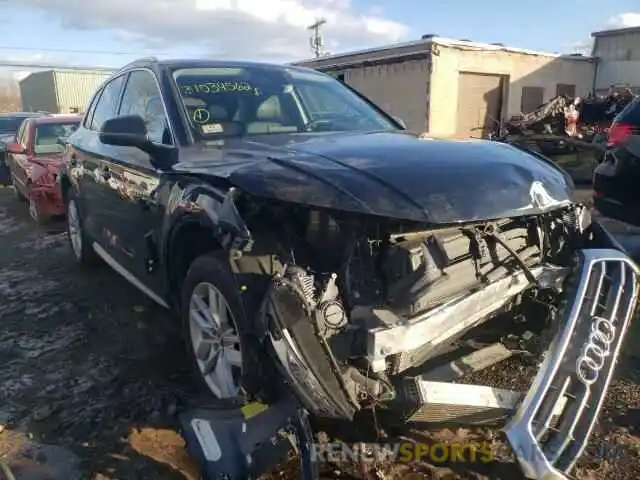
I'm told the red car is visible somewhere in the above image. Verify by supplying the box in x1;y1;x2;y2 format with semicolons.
5;114;81;223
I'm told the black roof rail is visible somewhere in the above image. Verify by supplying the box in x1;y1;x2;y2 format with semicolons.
117;56;159;72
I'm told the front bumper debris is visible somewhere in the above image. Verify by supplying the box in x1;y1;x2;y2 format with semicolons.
29;183;65;217
179;395;319;480
366;265;569;373
391;248;638;479
505;249;639;479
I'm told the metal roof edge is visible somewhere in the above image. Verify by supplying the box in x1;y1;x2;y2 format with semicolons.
592;26;640;38
431;37;594;60
292;35;594;69
290;38;430;66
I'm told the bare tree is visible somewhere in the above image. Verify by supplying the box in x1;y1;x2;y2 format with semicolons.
0;78;21;112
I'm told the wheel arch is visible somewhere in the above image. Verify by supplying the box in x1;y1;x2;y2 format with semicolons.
164;215;224;311
162;184;261;312
59;168;72;205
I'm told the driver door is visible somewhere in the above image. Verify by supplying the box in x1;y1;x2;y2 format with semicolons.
97;69;173;299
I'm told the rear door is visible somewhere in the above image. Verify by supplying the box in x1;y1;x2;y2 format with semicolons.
68;74;127;241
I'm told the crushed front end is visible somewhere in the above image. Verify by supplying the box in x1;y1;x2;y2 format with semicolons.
232;193;638;479
27;159;65;217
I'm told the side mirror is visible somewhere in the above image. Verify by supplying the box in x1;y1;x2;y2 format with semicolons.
100;115;150;150
6;143;25;154
392;116;407;129
99;114;176;170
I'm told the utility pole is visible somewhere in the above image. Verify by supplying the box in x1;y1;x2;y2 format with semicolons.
308;18;327;58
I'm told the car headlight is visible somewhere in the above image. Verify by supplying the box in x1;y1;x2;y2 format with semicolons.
268;324;345;418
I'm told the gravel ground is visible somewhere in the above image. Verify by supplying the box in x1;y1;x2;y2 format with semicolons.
0;185;639;480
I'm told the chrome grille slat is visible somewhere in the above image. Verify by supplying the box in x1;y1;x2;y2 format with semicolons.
504;249;639;479
534;377;571;442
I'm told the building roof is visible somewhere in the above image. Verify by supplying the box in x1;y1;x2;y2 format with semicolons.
592;26;640;38
434;37;591;59
33;114;82;125
0;112;45;118
293;35;593;70
19;68;112;84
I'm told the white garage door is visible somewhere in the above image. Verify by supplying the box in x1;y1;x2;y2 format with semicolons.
456;72;505;138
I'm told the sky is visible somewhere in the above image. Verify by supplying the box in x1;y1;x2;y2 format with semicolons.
0;0;639;81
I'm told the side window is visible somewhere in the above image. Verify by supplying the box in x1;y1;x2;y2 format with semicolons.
119;70;172;145
83;91;100;128
90;75;125;131
520;86;544;114
300;83;355;117
556;83;576;98
16;121;26;145
19;121;31;149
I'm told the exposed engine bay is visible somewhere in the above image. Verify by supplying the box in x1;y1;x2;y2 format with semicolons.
218;185;640;479
235;196;584;399
225;191;639;480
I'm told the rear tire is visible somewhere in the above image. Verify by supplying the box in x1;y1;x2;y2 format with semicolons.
65;191;100;267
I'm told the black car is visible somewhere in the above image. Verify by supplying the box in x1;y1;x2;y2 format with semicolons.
593;95;640;225
0;111;49;185
60;57;638;479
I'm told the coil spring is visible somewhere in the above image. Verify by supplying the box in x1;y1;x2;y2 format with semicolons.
561;209;577;230
298;271;316;304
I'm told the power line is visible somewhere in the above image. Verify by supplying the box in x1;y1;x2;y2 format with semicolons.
0;60;115;71
0;45;168;56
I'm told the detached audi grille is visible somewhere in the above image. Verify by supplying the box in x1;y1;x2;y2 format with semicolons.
505;249;639;479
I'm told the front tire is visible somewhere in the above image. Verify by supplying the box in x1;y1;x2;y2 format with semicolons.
66;192;100;266
181;252;254;406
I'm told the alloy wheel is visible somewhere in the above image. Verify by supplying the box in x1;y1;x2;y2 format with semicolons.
67;199;83;259
188;281;243;399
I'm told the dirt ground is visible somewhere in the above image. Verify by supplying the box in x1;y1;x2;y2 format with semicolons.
0;185;639;480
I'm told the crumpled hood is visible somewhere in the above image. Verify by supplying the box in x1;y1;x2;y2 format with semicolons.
174;131;575;224
27;154;65;184
33;153;64;168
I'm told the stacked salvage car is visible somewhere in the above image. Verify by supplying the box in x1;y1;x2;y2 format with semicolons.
498;90;635;142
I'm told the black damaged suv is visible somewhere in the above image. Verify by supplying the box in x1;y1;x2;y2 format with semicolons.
60;58;638;480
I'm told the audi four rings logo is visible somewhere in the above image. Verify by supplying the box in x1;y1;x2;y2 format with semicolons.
576;316;616;385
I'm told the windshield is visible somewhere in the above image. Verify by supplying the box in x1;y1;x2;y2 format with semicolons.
0;117;27;135
33;122;79;155
172;66;398;140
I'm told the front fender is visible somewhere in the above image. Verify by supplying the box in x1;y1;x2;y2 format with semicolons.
57;164;71;205
161;181;253;262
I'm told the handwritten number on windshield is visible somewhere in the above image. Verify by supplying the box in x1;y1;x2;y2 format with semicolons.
180;82;253;95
